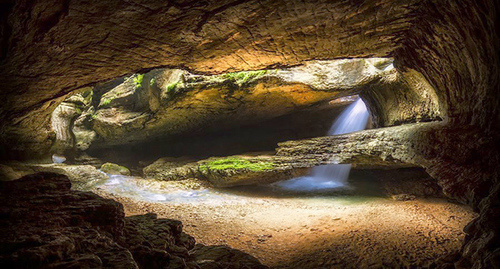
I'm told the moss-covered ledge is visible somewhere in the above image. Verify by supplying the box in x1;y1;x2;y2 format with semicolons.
143;154;309;187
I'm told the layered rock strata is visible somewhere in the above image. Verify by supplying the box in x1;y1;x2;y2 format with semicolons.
79;58;440;150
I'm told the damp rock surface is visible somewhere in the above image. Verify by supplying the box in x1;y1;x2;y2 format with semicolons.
144;154;309;187
101;162;131;176
0;172;267;269
143;123;431;188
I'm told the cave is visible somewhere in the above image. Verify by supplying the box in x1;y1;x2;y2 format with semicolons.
0;1;499;268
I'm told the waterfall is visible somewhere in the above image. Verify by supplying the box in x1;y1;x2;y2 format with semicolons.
275;98;369;191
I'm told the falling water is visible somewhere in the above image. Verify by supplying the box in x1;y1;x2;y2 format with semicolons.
275;97;369;192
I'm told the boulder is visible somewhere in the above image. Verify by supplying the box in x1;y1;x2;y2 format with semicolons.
143;156;197;180
120;213;198;269
190;244;268;269
196;156;309;187
144;154;309;187
100;162;131;176
0;172;136;268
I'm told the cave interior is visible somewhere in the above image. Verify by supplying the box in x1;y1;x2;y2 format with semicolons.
0;0;499;268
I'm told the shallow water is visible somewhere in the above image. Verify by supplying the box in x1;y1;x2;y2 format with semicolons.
94;173;384;206
95;174;237;204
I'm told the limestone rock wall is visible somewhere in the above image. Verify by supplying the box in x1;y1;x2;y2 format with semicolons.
68;58;440;153
361;68;442;127
393;2;500;265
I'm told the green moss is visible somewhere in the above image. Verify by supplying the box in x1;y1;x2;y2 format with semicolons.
133;74;144;89
199;157;274;172
101;98;111;106
165;81;180;93
149;77;156;87
100;162;131;176
223;70;268;84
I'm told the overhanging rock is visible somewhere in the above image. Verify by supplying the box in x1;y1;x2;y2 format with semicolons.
276;122;435;169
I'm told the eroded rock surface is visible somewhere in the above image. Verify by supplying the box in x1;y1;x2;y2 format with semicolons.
0;0;416;144
0;162;108;190
0;173;134;268
144;123;427;187
0;0;498;267
190;244;268;269
85;58;415;148
89;67;342;147
275;123;433;169
0;172;268;268
101;162;131;176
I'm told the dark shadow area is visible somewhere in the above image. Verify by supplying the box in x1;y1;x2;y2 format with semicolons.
221;167;443;200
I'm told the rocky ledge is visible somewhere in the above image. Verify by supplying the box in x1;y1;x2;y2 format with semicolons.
144;154;310;188
275;122;437;169
0;172;267;269
143;123;430;187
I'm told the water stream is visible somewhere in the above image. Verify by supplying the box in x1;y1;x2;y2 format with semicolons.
274;98;369;192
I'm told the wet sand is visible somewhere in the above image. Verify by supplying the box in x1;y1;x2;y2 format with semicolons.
93;176;476;268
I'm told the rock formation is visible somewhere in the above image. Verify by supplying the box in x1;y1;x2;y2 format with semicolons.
0;172;268;268
100;162;131;176
143;123;432;188
88;66;345;148
0;162;109;191
144;154;310;187
0;0;498;267
63;58;440;152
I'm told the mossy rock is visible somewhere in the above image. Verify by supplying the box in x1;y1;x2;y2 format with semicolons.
143;154;310;187
199;157;275;172
100;162;131;176
196;155;308;187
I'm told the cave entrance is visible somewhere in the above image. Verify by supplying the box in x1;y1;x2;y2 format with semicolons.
45;58;474;268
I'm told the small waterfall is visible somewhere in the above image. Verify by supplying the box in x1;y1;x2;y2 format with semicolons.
275;98;369;191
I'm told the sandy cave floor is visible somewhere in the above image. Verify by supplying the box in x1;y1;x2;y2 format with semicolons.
93;176;476;268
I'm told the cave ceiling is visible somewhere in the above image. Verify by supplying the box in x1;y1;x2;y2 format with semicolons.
0;0;416;120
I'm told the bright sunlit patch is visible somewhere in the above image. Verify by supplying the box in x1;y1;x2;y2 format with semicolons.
384;63;395;71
